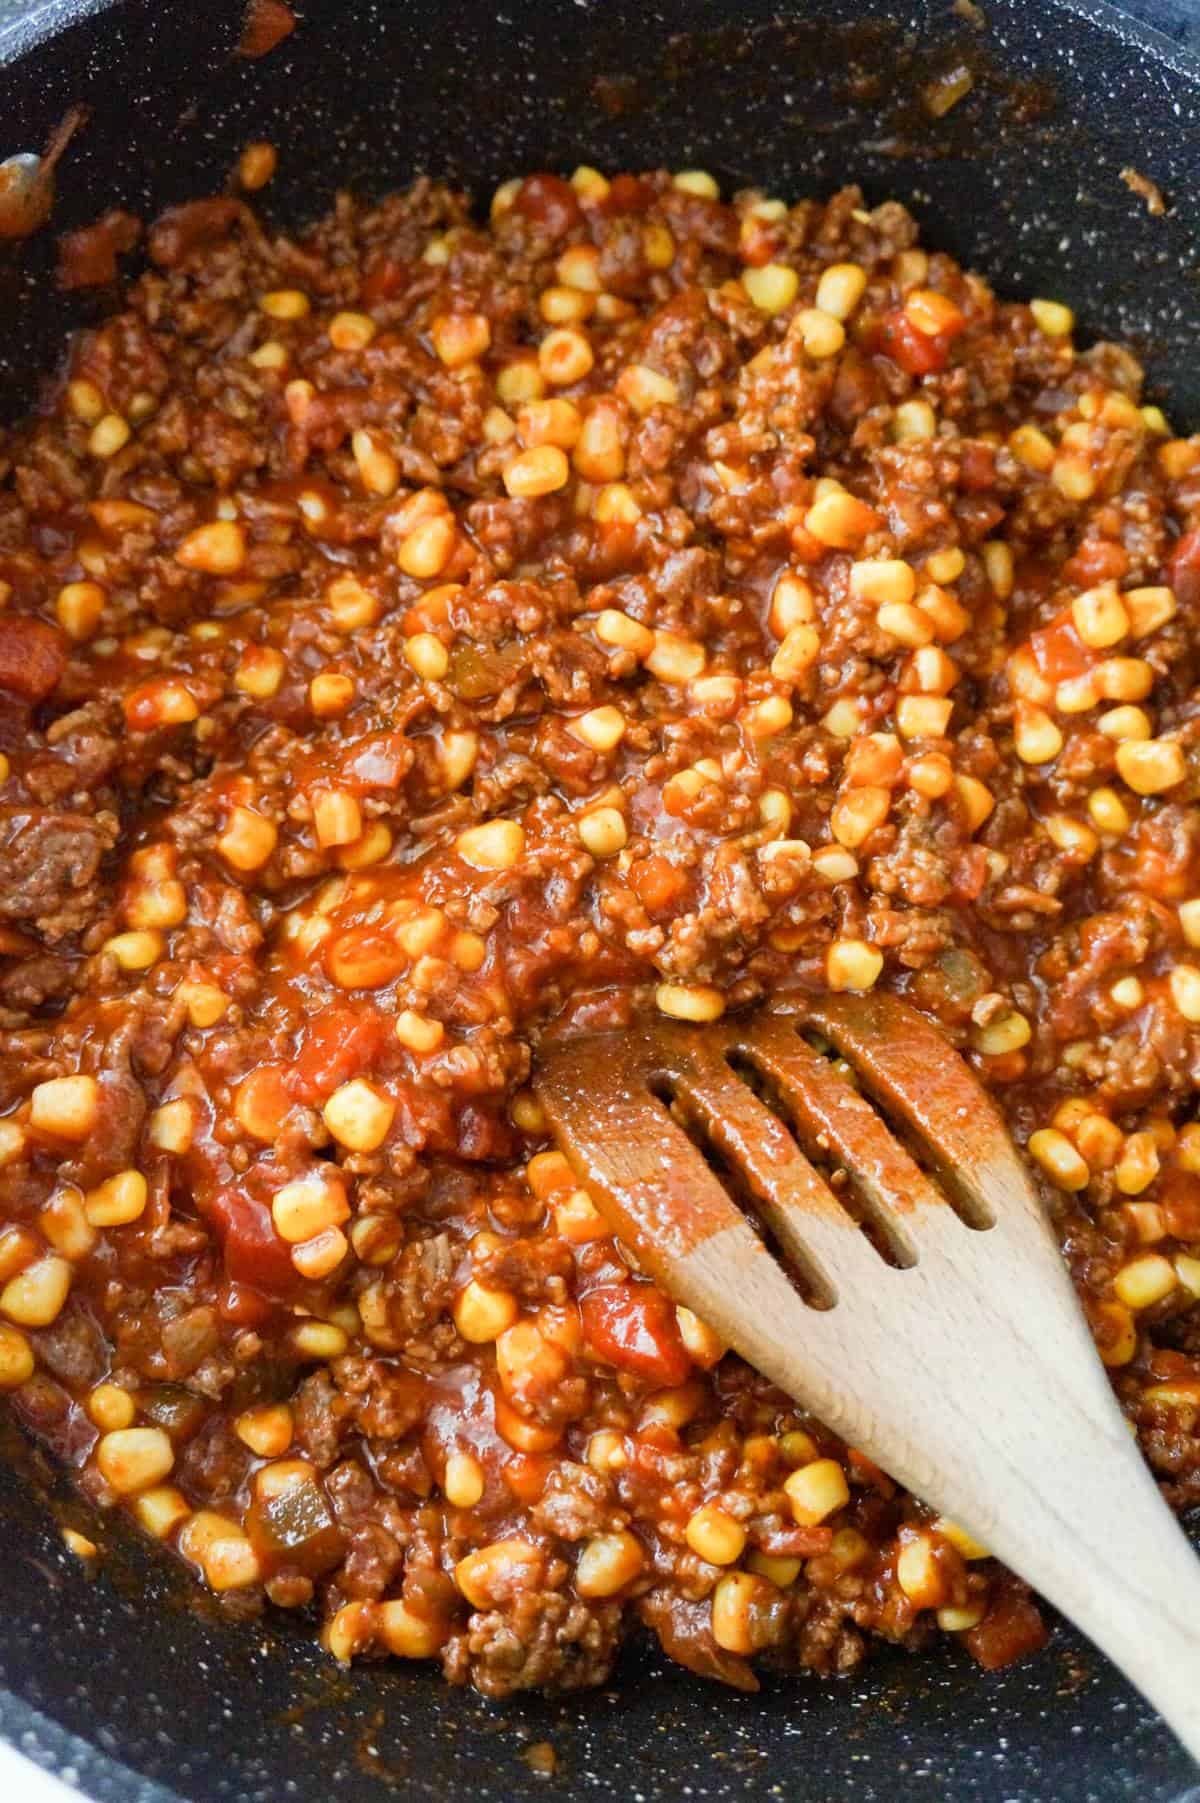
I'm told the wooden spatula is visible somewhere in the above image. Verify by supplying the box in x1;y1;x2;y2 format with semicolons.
535;993;1200;1760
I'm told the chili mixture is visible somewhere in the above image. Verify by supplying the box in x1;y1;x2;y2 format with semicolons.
0;159;1197;1697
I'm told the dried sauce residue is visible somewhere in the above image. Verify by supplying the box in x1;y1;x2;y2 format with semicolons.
237;0;296;58
921;60;974;117
521;1742;558;1778
57;209;141;290
1121;165;1167;216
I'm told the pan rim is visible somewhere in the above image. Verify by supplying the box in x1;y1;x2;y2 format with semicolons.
0;3;1197;1802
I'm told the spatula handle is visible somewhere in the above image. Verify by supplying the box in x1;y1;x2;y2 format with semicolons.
948;1402;1200;1764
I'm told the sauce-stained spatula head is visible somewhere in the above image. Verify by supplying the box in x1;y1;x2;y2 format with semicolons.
535;995;1200;1763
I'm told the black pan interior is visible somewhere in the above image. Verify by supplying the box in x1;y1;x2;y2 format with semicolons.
0;1;1199;1798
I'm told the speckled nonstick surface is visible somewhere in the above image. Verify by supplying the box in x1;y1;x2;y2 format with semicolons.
1;2;1200;1799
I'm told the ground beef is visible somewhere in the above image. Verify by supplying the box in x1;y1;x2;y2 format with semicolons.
0;951;75;1017
0;809;112;941
448;1590;622;1696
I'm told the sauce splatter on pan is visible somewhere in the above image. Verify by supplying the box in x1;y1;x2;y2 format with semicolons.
0;106;86;241
237;0;296;59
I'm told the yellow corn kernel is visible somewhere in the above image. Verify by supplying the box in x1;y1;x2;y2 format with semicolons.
134;1485;191;1538
1014;704;1062;765
96;1426;174;1494
851;558;915;607
1168;964;1200;1023
271;1174;349;1244
896;1531;946;1610
685;1504;746;1566
784;1458;850;1526
575;1530;645;1598
453;1280;518;1344
85;1170;148;1227
743;263;799;314
673;169;720;199
444;1450;486;1508
655;983;726;1023
456;819;525;870
30;1075;99;1141
217;806;277;871
826;939;883;993
934;1516;990;1560
455;1539;541;1609
395;1010;445;1054
579;806;628;858
323;1080;395;1152
1116;738;1186;795
815;262;867;321
1030;298;1074;337
1088;787;1132;835
235;1403;294;1458
0;1323;34;1389
782;308;840;362
710;1572;774;1654
1114;1253;1176;1311
1027;1128;1089;1190
328;310;376;351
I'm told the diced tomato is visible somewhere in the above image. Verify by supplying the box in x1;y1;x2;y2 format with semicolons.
949;845;990;904
217;1279;275;1328
1147;1347;1197;1383
581;1283;692;1387
959;442;997;492
829;350;883;427
1168;528;1200;609
965;1586;1048;1670
205;1185;297;1296
234;1065;292;1141
323;926;408;992
754;1522;834;1557
501;1452;555;1504
343;731;411;788
1063;537;1128;588
1162;1170;1200;1241
878;307;959;376
847;1447;895;1496
290;1003;386;1103
361;254;408;304
0;613;66;701
1027;611;1093;682
629;854;688;917
513;173;582;238
738;215;781;267
601;173;653;216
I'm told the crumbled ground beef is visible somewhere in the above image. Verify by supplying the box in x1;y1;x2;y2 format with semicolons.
0;809;114;941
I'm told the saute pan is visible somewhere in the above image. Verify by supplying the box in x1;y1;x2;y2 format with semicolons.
1;1;1199;1797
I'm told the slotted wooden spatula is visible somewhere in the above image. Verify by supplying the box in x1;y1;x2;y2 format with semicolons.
535;993;1200;1760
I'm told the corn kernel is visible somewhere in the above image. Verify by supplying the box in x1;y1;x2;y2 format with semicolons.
85;1170;148;1227
815;263;868;321
1028;1128;1089;1190
655;983;726;1023
1116;738;1186;795
685;1504;746;1566
96;1426;174;1494
1114;1253;1176;1311
30;1075;99;1142
784;1458;850;1525
1030;298;1074;337
743;263;799;314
